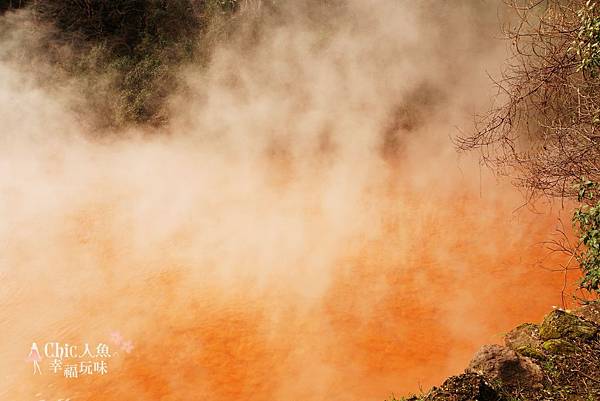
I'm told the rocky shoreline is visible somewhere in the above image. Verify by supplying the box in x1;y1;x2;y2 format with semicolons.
402;302;600;401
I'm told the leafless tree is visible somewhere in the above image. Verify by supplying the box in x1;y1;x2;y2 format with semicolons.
457;0;600;202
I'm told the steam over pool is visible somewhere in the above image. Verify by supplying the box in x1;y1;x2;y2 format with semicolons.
0;1;572;400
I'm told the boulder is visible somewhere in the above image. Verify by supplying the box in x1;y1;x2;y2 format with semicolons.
539;309;597;341
574;301;600;326
467;344;543;388
541;339;579;354
504;323;544;359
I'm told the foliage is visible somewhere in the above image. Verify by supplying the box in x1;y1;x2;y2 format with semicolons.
574;180;600;292
457;0;600;202
32;1;205;55
1;1;347;126
574;0;600;75
456;1;600;293
0;0;241;126
0;0;26;13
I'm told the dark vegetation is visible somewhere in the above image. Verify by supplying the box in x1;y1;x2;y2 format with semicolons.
0;0;26;13
0;0;240;126
0;0;344;127
45;0;237;126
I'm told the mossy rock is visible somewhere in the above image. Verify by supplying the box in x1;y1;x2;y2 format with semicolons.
505;323;545;359
539;310;597;341
514;344;546;359
542;339;579;354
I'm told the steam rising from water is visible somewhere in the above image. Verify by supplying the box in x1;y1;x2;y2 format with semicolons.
1;1;572;400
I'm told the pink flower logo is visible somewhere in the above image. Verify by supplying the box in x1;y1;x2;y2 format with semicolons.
109;330;134;354
110;331;124;345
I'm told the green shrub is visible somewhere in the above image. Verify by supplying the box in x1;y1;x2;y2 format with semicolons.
573;180;600;292
574;0;600;75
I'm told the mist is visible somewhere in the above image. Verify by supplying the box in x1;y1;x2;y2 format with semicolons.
0;1;574;400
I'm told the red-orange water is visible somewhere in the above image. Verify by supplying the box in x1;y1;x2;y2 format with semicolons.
2;180;575;401
0;2;583;400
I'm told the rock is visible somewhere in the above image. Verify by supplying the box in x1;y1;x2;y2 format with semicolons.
541;339;579;354
426;372;502;401
574;301;600;326
539;309;597;341
467;344;543;388
504;323;544;359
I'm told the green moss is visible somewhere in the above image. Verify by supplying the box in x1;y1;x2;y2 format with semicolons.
539;310;597;341
505;322;545;359
515;344;546;359
542;339;579;354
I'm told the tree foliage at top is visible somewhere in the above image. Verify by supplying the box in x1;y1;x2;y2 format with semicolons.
0;0;26;13
574;181;600;292
576;0;600;74
33;1;204;55
0;1;348;127
458;0;600;202
1;0;241;126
